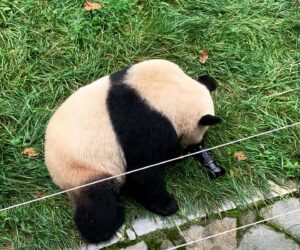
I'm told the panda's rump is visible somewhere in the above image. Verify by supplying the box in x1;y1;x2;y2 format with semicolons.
45;77;126;189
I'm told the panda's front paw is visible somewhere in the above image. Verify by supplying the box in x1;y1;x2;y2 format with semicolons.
146;192;178;216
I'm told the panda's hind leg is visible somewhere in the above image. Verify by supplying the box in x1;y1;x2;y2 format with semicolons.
124;167;178;216
71;176;124;243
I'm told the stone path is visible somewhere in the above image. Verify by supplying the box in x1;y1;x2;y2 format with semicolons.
260;198;300;238
237;225;299;250
120;241;148;250
181;217;237;249
85;182;299;250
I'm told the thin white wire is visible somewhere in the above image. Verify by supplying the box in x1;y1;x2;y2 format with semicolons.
167;207;300;250
0;122;299;213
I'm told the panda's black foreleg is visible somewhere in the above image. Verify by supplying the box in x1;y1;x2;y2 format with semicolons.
124;167;178;216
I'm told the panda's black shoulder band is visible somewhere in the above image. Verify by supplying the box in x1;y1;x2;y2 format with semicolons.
110;66;131;84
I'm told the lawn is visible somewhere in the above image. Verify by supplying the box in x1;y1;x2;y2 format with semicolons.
0;0;299;248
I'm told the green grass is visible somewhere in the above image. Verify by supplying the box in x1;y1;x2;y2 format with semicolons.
0;0;299;248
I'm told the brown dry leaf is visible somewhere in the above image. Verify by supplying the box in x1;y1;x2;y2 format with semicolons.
200;48;209;64
22;147;39;157
35;191;45;198
84;1;102;11
234;151;247;161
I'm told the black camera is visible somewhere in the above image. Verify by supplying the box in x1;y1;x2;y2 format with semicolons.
184;144;225;178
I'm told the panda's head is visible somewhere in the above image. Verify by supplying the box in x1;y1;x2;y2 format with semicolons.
120;59;221;148
179;74;221;147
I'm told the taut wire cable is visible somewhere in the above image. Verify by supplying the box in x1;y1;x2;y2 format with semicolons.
0;122;299;212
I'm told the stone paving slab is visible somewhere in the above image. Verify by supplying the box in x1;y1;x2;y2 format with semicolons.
85;235;119;250
237;225;299;250
131;217;166;236
120;241;147;250
131;216;187;236
239;210;257;227
267;180;297;197
126;228;136;241
260;197;300;239
181;217;237;250
160;239;174;249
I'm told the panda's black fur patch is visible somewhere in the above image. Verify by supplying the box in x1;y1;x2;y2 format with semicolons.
199;114;221;126
197;75;218;92
107;67;179;216
74;177;124;243
110;66;131;83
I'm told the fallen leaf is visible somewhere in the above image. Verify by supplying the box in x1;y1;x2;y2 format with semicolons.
200;48;209;64
35;191;45;198
22;147;39;157
84;1;101;11
234;151;247;161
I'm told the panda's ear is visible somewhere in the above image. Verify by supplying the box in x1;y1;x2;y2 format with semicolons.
199;114;221;126
197;75;218;92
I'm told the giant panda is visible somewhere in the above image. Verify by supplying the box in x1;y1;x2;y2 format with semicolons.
44;59;221;243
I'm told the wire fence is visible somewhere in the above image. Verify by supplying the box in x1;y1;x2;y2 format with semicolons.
1;122;299;213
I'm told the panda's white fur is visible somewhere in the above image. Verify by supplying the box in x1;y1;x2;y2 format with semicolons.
125;60;214;145
44;59;219;243
45;76;126;190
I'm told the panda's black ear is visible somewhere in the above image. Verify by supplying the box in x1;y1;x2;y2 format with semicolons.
197;75;218;92
199;115;221;126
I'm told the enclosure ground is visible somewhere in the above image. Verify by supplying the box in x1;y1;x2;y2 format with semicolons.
0;0;299;248
85;181;299;249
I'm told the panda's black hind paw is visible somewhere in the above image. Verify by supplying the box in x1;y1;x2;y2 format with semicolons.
145;192;178;216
